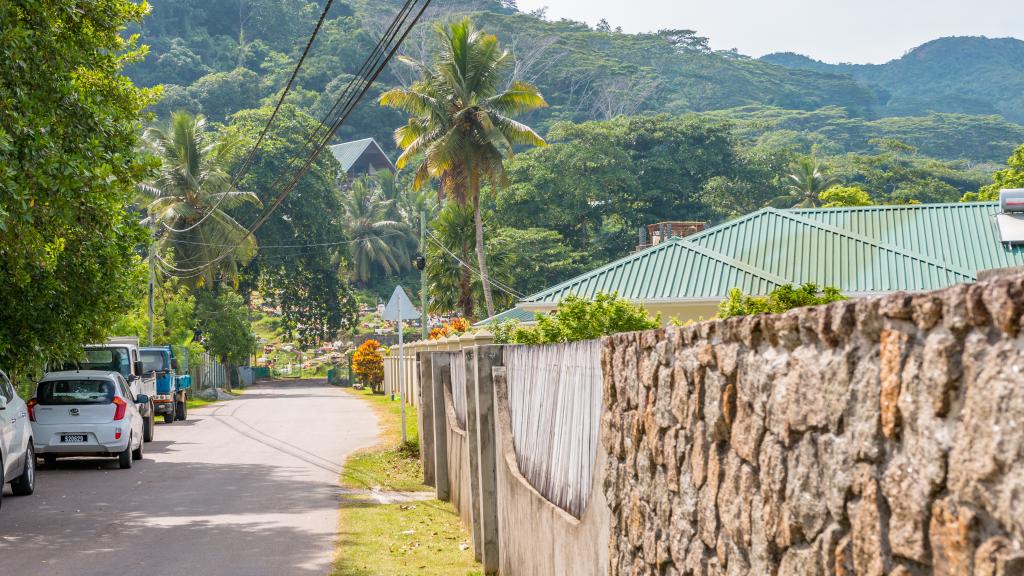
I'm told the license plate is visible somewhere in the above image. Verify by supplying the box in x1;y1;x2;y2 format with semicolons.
61;434;87;443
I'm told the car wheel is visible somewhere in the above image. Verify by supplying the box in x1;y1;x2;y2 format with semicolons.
11;444;35;496
132;436;144;461
144;410;155;442
118;437;133;470
42;455;57;468
175;398;187;421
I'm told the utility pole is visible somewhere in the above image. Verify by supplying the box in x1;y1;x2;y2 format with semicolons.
420;210;428;340
147;229;155;346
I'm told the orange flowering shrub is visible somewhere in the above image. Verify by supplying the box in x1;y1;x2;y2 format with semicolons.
428;317;471;340
352;339;385;392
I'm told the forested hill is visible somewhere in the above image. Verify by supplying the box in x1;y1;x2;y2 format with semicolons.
762;36;1024;123
125;0;1024;163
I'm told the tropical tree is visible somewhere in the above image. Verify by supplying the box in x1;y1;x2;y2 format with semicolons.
772;157;842;208
139;111;262;288
340;177;413;284
962;143;1024;202
380;17;548;319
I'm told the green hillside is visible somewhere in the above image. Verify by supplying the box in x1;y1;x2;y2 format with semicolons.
762;36;1024;123
123;2;1024;164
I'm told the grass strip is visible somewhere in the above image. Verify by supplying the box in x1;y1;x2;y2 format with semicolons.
333;387;480;576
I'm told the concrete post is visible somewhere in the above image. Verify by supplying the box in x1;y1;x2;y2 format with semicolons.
430;352;451;501
418;351;435;487
464;347;484;562
472;344;503;574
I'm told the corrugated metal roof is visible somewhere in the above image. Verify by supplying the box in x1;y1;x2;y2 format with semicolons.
685;208;976;292
484;201;1024;320
523;238;788;304
473;306;537;327
793;202;1024;273
329;138;374;171
330;138;396;173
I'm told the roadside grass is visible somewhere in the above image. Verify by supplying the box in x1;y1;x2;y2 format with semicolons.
184;387;244;410
334;387;480;576
340;387;425;492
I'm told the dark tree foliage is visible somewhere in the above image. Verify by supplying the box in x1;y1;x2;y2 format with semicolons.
224;105;359;346
0;0;153;378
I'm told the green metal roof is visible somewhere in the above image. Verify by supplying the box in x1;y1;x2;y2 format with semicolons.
685;207;977;292
482;201;1024;322
473;306;538;327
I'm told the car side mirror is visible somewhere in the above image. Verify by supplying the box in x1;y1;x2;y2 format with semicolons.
171;358;179;371
135;394;149;405
134;360;145;375
0;395;7;410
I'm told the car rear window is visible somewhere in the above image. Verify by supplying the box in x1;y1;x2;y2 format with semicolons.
58;347;132;378
36;380;115;405
140;350;166;372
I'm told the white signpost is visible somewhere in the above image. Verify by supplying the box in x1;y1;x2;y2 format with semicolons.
382;285;420;444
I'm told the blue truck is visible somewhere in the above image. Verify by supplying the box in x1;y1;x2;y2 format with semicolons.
139;346;192;424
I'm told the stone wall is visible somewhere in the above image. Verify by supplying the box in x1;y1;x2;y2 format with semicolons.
601;277;1024;575
443;384;474;533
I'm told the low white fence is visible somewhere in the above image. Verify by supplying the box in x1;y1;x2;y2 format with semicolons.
383;353;418;404
504;340;603;518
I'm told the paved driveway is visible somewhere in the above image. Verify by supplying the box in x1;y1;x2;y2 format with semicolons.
0;379;379;576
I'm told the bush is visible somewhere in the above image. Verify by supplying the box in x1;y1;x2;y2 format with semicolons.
493;292;659;344
351;339;386;392
717;284;846;319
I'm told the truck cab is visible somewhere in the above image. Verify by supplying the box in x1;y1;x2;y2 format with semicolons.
140;346;191;424
55;337;157;442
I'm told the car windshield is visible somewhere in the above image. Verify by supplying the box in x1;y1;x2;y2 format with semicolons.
36;379;115;405
58;347;131;378
140;350;166;372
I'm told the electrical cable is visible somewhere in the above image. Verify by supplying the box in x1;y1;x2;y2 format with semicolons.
158;0;432;277
426;233;525;299
157;0;338;236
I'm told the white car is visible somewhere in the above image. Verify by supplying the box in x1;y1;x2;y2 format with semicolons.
30;371;147;469
0;370;35;509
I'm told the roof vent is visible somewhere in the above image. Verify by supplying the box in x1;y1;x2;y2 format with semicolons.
995;189;1024;245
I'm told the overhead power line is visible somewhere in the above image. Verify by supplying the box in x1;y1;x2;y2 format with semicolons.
427;233;525;299
158;0;433;279
159;0;336;235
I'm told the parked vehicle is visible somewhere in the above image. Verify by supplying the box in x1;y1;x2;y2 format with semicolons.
140;346;191;424
29;371;147;469
57;337;156;442
0;370;35;509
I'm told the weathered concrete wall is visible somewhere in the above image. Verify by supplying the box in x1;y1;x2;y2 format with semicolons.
602;277;1024;575
493;367;610;576
444;384;474;532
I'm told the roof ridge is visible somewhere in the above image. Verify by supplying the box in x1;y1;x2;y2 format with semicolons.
677;238;794;286
524;236;792;303
767;208;977;278
792;201;999;213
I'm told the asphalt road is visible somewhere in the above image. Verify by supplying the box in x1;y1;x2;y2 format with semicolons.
0;379;379;576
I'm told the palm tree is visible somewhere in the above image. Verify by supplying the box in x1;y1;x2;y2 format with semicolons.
340;177;413;284
427;202;512;318
140;111;263;288
772;157;841;208
380;17;547;319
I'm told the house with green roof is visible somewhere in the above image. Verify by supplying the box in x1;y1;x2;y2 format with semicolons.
483;202;1024;324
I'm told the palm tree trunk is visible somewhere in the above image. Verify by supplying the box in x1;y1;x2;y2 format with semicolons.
472;182;496;319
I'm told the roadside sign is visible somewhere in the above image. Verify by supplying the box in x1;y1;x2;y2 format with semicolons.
382;286;419;321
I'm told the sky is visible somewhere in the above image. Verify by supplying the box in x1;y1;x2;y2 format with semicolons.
513;0;1024;64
